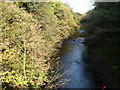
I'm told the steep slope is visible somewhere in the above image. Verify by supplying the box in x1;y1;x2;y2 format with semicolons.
81;2;120;88
1;2;81;89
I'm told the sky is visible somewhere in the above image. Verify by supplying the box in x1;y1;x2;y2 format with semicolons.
60;0;95;14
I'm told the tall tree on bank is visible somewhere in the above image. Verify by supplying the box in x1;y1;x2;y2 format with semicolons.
81;2;120;88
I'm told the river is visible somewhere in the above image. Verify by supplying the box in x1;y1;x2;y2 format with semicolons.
59;31;96;88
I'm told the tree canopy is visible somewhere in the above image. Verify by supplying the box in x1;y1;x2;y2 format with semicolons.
81;2;120;88
1;2;81;89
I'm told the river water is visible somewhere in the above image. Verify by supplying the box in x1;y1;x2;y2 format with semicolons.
59;35;96;88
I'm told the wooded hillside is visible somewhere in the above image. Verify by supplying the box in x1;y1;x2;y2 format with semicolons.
81;2;120;88
1;2;81;89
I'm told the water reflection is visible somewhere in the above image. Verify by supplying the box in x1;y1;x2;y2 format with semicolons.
60;43;76;57
59;36;95;88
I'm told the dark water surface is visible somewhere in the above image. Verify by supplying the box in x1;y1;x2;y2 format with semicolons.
59;36;96;88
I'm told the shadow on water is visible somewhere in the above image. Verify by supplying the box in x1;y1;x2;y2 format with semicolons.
59;30;96;88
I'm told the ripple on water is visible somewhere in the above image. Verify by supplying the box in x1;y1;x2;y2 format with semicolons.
59;37;96;88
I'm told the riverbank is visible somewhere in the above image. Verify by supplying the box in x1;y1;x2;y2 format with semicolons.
86;47;120;88
80;2;120;88
1;2;81;89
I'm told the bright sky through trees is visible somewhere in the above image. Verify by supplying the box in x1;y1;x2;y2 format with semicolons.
60;0;95;14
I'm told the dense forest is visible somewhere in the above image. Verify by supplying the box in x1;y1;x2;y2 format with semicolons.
1;2;81;89
1;1;120;89
81;2;120;88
